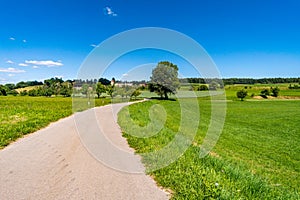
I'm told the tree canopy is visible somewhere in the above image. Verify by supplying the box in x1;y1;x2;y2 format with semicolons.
149;61;180;99
236;89;248;101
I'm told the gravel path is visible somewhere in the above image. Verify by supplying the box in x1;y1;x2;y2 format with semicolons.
0;102;169;200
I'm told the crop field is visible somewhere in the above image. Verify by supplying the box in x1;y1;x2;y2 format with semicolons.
118;98;300;199
0;96;111;148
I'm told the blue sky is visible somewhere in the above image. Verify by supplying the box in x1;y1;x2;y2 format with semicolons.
0;0;299;83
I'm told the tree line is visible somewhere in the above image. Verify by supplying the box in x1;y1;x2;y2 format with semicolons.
181;77;300;85
1;61;299;98
72;78;143;100
0;77;144;100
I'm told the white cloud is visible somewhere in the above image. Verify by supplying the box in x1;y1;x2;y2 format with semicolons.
104;6;117;16
9;37;15;41
23;39;27;43
32;66;39;69
25;60;63;67
18;63;29;67
0;67;25;73
90;44;98;48
8;74;15;77
6;60;14;64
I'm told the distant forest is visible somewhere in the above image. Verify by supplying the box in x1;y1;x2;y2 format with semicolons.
2;77;300;90
73;77;300;87
180;77;300;85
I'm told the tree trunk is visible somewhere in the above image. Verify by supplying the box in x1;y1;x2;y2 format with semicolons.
164;91;168;100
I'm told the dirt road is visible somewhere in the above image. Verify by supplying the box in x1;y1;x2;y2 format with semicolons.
0;102;169;199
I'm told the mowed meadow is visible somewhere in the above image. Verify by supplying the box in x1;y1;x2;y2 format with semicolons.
118;88;300;199
0;96;111;148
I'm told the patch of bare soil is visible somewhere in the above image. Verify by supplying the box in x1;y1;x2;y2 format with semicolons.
252;95;300;100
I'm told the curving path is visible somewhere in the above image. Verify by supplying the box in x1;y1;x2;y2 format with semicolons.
0;102;169;200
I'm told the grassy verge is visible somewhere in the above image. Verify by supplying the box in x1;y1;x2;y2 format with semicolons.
0;96;111;148
118;99;300;199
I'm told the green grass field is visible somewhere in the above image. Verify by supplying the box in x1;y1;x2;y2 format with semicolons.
142;83;300;101
0;96;111;148
118;98;300;199
224;84;300;100
1;84;299;198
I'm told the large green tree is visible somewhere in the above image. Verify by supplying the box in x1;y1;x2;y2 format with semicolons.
60;82;73;97
149;61;180;99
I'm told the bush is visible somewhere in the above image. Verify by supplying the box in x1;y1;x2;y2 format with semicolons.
20;90;28;96
198;85;209;91
209;82;218;90
28;89;37;96
130;89;141;99
271;87;280;97
236;89;248;101
288;84;299;89
261;89;270;96
0;86;7;96
7;90;18;96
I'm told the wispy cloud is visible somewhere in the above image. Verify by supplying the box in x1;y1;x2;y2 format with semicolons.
23;39;27;43
25;60;63;67
90;44;98;48
0;67;25;73
8;74;15;77
6;60;14;64
18;63;29;67
104;6;117;16
32;66;39;69
9;37;16;41
0;77;7;83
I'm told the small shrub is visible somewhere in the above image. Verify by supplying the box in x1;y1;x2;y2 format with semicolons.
28;89;38;97
130;89;141;99
209;82;218;90
271;87;280;97
7;90;18;96
261;89;270;96
288;84;299;89
236;89;248;101
20;90;28;96
198;85;209;91
0;86;7;96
